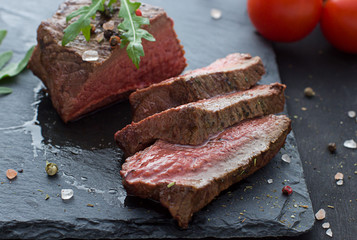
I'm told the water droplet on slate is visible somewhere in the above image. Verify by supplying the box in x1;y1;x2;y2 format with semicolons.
281;154;291;163
210;8;222;20
343;139;357;149
81;176;88;181
82;50;99;62
108;189;118;194
61;189;74;200
347;110;356;118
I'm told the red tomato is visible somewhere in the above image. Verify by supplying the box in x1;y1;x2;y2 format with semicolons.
321;0;357;53
247;0;323;42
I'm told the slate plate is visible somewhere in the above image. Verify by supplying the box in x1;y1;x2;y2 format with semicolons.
0;0;314;239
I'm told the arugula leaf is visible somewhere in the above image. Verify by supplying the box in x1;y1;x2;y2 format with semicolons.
0;87;12;95
0;30;7;45
108;0;117;8
62;0;106;45
118;0;155;68
0;51;13;69
0;46;35;80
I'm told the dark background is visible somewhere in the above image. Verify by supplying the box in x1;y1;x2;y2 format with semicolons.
270;26;357;240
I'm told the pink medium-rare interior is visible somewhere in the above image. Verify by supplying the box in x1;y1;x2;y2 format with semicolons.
121;115;289;188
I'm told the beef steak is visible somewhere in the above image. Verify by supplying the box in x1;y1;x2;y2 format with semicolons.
28;0;186;123
130;53;265;122
115;83;286;156
121;114;292;228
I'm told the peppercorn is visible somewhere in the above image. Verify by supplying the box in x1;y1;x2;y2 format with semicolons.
304;87;315;98
328;142;337;153
282;185;293;195
104;30;114;40
135;9;142;16
45;161;58;176
109;36;121;49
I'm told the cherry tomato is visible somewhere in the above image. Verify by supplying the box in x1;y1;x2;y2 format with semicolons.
135;9;142;16
247;0;323;42
320;0;357;53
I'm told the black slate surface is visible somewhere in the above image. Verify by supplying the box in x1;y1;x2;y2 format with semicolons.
0;0;314;239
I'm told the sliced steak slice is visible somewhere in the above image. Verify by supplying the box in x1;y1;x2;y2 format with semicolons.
28;0;186;123
121;114;292;228
115;83;286;156
130;53;265;122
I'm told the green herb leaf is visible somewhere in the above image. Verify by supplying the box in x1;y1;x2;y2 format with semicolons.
118;0;155;68
108;0;117;8
0;87;12;95
62;0;105;46
0;51;13;69
0;30;7;45
167;182;175;188
0;46;35;80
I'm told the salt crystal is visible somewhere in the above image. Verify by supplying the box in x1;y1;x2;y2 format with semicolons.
336;179;343;186
343;139;357;149
281;154;291;163
315;209;326;220
291;215;295;218
81;176;88;181
334;172;344;180
347;111;356;118
61;189;74;200
82;50;99;62
322;222;330;229
103;20;115;31
326;228;333;237
108;189;118;194
210;8;222;20
267;179;273;184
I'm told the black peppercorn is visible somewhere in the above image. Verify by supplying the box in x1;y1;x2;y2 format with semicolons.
328;142;336;153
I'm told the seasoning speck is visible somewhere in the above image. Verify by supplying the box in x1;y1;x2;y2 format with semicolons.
304;87;315;98
343;139;357;149
61;189;74;200
315;209;326;220
334;172;344;180
328;143;337;153
281;154;291;163
326;228;333;238
210;8;222;20
45;161;58;176
6;169;17;180
322;222;330;229
267;179;273;184
82;50;99;62
18;169;23;173
45;194;50;200
103;20;115;31
336;179;343;186
167;182;175;188
347;110;356;118
87;203;94;207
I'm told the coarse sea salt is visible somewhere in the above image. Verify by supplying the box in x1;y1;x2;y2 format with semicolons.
61;189;74;200
82;50;99;62
347;110;356;118
281;154;291;163
322;222;330;229
267;179;273;184
315;209;326;220
343;139;357;149
326;228;333;237
336;179;343;186
210;8;222;20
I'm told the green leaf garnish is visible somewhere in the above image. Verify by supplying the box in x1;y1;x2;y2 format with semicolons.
0;30;7;45
0;46;35;80
118;0;155;68
62;0;106;45
0;87;12;95
0;51;13;69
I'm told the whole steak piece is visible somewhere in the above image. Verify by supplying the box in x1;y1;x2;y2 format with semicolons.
130;53;265;122
121;114;292;228
115;83;286;156
28;0;186;123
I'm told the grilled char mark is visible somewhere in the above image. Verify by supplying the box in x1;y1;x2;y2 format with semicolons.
115;83;286;156
130;53;265;122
